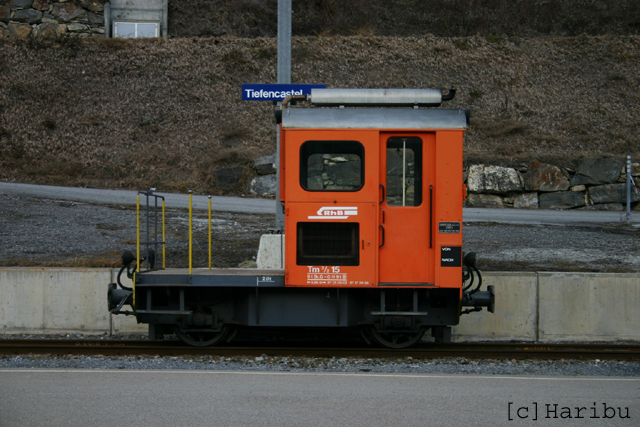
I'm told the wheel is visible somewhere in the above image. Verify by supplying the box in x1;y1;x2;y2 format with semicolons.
175;325;232;347
368;326;426;349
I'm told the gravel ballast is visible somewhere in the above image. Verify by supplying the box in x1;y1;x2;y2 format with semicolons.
1;334;638;377
1;353;638;377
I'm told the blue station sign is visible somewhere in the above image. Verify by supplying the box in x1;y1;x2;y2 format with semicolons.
242;84;326;101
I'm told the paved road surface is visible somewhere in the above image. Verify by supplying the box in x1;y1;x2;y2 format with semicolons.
0;182;277;214
2;182;637;225
0;370;637;427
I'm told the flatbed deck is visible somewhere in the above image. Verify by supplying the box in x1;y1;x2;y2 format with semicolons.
136;268;285;287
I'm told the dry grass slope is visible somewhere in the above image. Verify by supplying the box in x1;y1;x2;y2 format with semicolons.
168;0;640;38
1;34;639;193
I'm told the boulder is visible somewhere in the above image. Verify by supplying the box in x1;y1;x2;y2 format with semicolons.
305;175;323;190
618;163;640;182
8;22;32;38
82;0;104;14
34;22;66;38
32;0;49;11
467;165;522;194
466;193;504;208
589;183;640;205
250;174;277;197
327;159;361;188
67;23;88;32
0;6;10;23
13;0;34;8
513;192;539;208
13;8;42;24
213;165;246;188
539;191;585;209
571;158;623;186
51;2;84;22
87;12;102;25
253;154;276;175
306;154;324;177
522;161;569;192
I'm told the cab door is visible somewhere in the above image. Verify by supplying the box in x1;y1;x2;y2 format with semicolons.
378;133;435;285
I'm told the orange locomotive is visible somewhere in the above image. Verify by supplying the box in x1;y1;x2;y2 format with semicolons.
108;88;494;348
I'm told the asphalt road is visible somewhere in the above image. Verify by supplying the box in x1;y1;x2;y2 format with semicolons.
1;182;637;226
0;370;637;427
0;182;277;214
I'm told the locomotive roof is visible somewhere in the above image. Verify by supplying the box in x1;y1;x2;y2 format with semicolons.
280;108;468;130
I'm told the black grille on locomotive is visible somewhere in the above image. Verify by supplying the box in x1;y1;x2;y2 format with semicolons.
296;222;359;266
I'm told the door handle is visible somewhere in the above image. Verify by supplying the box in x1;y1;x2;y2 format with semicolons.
379;184;386;203
379;225;385;248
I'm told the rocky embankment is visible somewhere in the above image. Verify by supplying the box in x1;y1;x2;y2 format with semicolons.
245;155;640;213
466;158;640;210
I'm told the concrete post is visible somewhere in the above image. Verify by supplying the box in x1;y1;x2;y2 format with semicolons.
625;155;632;222
275;0;292;231
277;0;292;85
104;1;111;38
162;0;168;38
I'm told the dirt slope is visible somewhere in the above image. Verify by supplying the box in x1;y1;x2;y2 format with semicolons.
1;35;639;194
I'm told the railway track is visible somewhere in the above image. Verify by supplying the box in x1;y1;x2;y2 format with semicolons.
1;339;639;361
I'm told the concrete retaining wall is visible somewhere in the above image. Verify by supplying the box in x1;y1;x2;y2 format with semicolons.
1;268;638;342
454;272;539;341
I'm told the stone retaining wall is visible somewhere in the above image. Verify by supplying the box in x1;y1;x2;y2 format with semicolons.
0;0;105;39
248;155;640;210
466;158;640;210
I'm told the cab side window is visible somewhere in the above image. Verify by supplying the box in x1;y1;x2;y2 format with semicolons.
386;137;422;206
300;141;364;191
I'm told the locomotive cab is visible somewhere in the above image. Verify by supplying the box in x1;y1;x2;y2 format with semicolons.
273;88;494;347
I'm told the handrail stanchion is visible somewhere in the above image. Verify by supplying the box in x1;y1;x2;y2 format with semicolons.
162;198;166;269
189;190;193;275
153;192;158;269
136;194;140;273
135;193;140;309
625;155;632;222
208;195;212;270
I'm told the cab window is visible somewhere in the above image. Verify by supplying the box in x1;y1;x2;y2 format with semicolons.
386;137;422;206
300;141;364;191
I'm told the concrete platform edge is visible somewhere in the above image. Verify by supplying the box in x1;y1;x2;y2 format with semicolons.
0;268;638;343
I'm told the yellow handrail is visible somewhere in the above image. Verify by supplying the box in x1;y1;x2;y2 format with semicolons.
162;199;166;269
208;195;212;270
188;190;193;275
136;194;140;273
135;194;140;308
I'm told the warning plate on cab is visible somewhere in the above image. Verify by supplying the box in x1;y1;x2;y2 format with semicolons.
439;222;461;233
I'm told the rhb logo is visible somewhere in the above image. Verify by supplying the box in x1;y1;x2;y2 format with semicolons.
308;207;358;220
